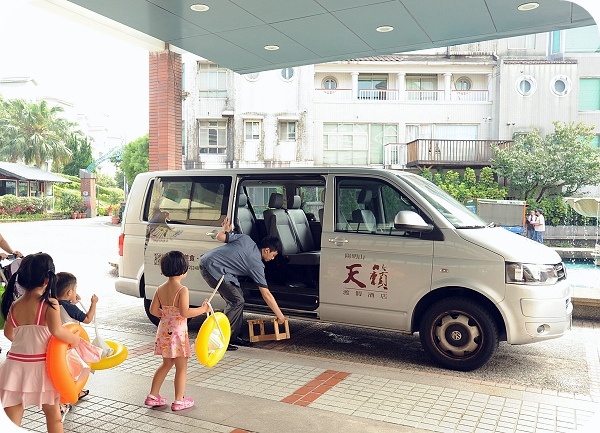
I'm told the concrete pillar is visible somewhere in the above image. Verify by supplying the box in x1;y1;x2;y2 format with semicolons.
397;72;406;101
351;72;359;100
149;44;183;171
487;73;493;102
79;169;96;218
444;73;452;101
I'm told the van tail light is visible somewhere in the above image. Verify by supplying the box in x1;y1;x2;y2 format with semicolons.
118;233;124;256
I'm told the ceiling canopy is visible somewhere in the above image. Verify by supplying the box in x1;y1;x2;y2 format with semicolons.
56;0;595;74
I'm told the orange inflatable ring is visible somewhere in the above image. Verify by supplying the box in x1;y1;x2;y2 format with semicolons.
90;340;128;370
46;323;90;404
195;312;230;368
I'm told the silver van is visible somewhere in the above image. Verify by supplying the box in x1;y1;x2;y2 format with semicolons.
115;167;571;371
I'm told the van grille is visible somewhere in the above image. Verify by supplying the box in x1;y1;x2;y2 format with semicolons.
555;262;567;281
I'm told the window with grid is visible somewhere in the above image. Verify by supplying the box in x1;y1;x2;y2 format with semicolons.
579;78;600;110
323;123;397;165
279;121;296;141
199;121;227;154
198;63;227;98
245;121;261;140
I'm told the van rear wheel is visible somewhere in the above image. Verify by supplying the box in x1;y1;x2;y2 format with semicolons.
419;297;498;371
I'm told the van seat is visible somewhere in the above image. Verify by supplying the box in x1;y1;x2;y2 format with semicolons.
235;193;259;242
287;195;316;252
264;193;319;266
352;189;377;233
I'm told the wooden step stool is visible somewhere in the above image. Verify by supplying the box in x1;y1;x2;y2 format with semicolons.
247;318;290;343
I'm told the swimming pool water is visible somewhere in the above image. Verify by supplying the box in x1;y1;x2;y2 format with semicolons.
563;260;600;288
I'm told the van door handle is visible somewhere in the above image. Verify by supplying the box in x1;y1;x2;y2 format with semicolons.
328;237;349;245
206;230;219;239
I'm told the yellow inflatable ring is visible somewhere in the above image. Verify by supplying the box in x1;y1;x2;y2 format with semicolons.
90;341;128;370
46;323;90;404
195;312;230;368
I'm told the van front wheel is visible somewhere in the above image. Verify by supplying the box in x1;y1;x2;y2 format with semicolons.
419;298;498;371
144;298;160;327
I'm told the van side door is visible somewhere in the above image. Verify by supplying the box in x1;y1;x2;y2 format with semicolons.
143;175;233;308
319;175;434;331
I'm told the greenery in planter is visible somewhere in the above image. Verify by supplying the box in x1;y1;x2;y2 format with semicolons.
56;190;84;215
0;195;51;216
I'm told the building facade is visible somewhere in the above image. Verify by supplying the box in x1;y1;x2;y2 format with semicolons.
182;26;600;174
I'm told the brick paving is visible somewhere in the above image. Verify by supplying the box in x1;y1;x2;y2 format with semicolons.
1;321;598;433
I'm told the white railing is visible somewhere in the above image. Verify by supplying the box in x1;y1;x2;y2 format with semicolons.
383;143;407;168
314;88;353;101
405;90;443;101
358;89;399;100
314;89;489;102
451;90;489;102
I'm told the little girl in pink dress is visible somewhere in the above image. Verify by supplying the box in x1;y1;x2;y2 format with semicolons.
145;251;208;411
0;253;80;433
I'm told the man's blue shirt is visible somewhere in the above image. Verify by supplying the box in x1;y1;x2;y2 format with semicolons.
200;233;268;288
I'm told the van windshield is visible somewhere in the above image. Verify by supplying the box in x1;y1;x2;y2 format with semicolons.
399;174;487;229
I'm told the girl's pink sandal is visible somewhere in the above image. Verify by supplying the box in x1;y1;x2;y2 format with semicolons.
171;397;194;411
145;394;167;407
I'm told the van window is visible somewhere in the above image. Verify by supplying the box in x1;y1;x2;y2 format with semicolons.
298;186;325;221
245;186;284;219
336;178;420;235
144;176;231;225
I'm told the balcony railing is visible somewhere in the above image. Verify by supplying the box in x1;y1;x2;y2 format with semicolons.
384;139;512;168
405;90;443;101
314;88;353;100
450;90;489;102
358;89;399;100
315;89;488;102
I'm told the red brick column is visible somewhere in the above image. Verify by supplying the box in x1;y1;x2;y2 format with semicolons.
149;45;182;171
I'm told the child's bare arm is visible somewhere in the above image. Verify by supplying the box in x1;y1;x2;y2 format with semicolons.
82;294;98;324
3;313;14;341
149;289;161;317
178;287;209;318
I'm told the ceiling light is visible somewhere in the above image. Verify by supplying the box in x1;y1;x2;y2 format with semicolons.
264;45;280;51
376;25;394;33
190;4;209;12
517;2;539;11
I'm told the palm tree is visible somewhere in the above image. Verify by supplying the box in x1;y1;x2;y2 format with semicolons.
0;99;72;168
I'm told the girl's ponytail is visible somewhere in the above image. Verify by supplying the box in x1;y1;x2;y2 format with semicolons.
1;273;18;320
0;253;57;319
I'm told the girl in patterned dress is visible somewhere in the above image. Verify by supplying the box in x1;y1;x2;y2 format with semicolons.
145;251;209;411
0;253;80;433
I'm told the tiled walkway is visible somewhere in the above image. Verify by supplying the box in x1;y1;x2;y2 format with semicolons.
3;321;599;433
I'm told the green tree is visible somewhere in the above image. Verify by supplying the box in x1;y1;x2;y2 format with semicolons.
491;121;600;201
96;173;118;188
420;167;506;202
120;134;149;186
60;132;93;176
0;99;72;167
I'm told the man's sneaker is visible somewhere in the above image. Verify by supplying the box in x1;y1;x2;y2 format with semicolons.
231;337;252;347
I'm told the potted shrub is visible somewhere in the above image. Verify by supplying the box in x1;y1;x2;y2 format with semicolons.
57;192;83;220
106;205;114;216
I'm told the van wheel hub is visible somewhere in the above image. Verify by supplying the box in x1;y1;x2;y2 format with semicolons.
435;313;480;354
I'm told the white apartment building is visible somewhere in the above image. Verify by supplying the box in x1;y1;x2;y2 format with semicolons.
183;26;600;174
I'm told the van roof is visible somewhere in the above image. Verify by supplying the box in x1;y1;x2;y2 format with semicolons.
137;167;415;178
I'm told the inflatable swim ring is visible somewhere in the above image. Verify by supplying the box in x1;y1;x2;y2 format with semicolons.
46;323;90;404
195;312;230;368
90;340;128;370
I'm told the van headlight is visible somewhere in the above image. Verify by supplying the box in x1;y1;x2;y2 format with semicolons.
505;262;559;285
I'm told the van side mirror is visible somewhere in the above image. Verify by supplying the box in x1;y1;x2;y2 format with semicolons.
394;211;434;232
